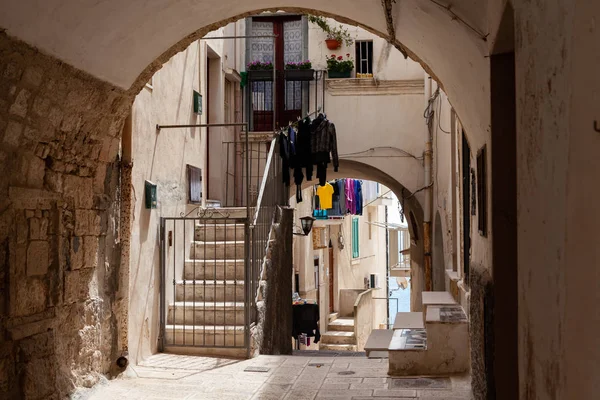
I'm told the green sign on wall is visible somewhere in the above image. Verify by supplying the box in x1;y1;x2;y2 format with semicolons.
193;90;202;115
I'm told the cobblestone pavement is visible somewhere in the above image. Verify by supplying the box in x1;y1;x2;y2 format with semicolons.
78;354;472;399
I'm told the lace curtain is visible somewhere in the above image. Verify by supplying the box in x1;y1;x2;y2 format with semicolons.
251;21;274;111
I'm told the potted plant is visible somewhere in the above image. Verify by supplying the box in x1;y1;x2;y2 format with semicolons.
247;60;274;81
308;15;353;50
327;54;354;79
284;60;314;81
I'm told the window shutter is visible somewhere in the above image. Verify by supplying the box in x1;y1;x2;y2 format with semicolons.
187;165;202;203
352;218;359;258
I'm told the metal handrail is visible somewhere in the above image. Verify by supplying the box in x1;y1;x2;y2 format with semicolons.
252;137;278;226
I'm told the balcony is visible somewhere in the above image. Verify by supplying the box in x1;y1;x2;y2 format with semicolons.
245;69;324;133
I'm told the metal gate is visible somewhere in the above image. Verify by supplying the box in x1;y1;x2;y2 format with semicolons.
159;209;249;352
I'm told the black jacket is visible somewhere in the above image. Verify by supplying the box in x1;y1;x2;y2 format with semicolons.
292;303;321;343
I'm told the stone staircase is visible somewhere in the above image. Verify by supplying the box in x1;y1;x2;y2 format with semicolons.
164;220;247;355
320;313;357;351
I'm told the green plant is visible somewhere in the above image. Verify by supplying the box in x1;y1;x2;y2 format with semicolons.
285;60;312;70
326;54;354;73
308;15;354;47
247;60;273;71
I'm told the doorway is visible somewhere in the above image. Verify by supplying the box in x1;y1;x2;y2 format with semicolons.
461;132;471;285
249;15;304;131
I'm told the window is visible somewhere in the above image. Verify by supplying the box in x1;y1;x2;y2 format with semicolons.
477;145;487;236
355;41;373;76
352;217;360;258
187;165;202;204
224;79;232;123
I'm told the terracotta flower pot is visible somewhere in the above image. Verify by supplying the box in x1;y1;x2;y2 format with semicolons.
325;39;341;50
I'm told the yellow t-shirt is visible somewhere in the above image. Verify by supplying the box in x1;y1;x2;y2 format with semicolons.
316;183;334;209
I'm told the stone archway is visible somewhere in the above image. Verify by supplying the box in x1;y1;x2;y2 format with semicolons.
0;1;515;399
297;159;425;312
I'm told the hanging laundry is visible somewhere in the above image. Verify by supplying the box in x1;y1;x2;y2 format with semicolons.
310;114;339;185
329;180;341;216
337;179;346;215
316;182;334;209
354;180;363;216
345;179;354;214
279;131;292;186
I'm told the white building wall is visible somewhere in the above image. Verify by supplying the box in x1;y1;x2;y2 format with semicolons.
127;24;241;365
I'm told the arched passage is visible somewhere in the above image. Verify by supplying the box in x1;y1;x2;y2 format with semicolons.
295;159;425;312
0;1;527;399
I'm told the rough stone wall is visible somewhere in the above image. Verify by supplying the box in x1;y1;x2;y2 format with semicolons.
254;207;293;356
0;32;131;398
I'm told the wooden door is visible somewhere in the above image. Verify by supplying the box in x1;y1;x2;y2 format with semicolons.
329;247;334;313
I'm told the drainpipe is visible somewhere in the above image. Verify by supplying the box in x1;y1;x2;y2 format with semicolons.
118;112;133;360
423;76;433;291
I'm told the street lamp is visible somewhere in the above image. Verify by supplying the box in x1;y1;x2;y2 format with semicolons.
294;216;316;236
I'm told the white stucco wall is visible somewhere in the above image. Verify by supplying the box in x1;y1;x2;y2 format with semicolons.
127;25;241;364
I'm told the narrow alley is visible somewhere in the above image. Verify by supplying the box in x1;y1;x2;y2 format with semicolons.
81;353;471;400
0;1;598;400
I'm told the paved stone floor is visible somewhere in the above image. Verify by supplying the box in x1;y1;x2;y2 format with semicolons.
78;353;472;399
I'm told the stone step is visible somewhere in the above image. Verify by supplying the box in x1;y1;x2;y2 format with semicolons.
327;317;354;332
194;224;245;242
175;280;245;302
328;312;339;323
183;259;245;280
167;302;245;325
164;324;245;347
190;240;245;260
319;343;358;352
321;331;356;345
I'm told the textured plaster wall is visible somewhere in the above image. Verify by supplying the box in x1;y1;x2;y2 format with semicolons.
0;32;130;399
128;40;204;365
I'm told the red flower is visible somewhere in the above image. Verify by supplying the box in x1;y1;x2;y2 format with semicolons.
346;53;350;57
331;54;336;58
337;56;343;60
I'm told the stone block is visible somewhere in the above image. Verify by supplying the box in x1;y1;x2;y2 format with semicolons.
3;63;23;80
9;88;30;117
3;120;23;146
22;66;44;88
74;209;94;236
26;156;45;188
69;236;83;270
64;175;94;209
64;268;94;304
98;136;119;162
83;236;98;269
32;96;51;116
47;106;63;128
60;114;82;133
12;278;47;317
19;330;54;361
23;357;55;400
27;240;49;276
44;171;63;193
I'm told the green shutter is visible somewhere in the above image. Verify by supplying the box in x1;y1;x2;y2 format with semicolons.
352;218;359;258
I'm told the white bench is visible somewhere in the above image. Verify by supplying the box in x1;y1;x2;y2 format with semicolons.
364;329;394;358
421;291;457;321
392;312;424;330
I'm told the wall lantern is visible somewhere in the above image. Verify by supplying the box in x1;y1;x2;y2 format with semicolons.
294;216;316;236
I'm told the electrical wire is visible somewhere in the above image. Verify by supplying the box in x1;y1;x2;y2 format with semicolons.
339;146;423;161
